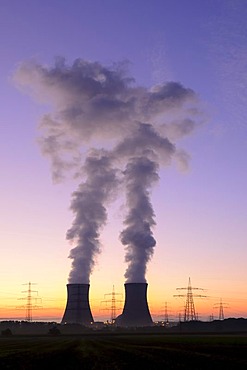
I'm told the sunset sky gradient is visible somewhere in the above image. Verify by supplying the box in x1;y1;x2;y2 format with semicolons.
0;0;247;322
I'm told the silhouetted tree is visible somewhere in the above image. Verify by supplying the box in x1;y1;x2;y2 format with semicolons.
48;326;61;336
1;328;13;337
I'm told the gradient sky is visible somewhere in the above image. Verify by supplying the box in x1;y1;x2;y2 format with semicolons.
0;0;247;322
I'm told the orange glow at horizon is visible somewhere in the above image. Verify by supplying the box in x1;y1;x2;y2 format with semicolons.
0;297;247;322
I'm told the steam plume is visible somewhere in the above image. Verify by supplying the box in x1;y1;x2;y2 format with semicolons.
120;157;158;282
14;58;199;284
114;123;175;282
67;151;118;283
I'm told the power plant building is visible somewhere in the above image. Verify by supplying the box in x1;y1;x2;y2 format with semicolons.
61;284;94;326
115;283;153;327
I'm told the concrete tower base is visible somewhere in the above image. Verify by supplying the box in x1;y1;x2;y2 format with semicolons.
61;284;94;326
115;283;153;327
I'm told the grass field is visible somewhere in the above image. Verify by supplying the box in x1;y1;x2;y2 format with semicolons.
0;333;247;369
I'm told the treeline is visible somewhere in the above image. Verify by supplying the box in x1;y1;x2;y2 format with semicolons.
1;318;247;336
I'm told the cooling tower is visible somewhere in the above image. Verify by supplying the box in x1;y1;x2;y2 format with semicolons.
61;284;94;325
115;283;153;327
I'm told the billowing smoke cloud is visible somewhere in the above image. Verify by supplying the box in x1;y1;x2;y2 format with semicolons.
14;58;199;284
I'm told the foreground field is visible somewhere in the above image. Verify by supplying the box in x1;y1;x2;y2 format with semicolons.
0;333;247;369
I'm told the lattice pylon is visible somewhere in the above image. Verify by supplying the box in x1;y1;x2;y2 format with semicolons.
184;278;196;321
174;277;207;322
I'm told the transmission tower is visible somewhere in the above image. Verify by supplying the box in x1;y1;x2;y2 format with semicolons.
214;298;228;320
164;301;169;324
18;282;42;322
161;301;173;325
174;277;207;321
101;285;122;324
209;313;214;322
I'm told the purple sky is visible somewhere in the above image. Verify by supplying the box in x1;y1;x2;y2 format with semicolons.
0;0;247;321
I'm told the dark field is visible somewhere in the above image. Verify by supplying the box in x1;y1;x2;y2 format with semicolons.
0;333;247;369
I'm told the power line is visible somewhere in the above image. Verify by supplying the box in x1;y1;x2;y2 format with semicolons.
174;277;207;321
101;285;122;324
160;301;173;324
17;282;42;322
213;298;229;320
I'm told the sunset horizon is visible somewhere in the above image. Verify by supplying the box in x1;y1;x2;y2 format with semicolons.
1;1;246;328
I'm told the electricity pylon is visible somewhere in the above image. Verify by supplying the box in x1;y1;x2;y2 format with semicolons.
161;301;173;325
164;301;169;324
209;313;214;322
174;277;207;321
101;285;122;324
18;282;42;322
214;298;228;320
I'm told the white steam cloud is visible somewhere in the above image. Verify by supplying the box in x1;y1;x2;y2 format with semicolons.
14;58;199;283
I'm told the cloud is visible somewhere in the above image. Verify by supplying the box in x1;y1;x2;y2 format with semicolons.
14;58;199;283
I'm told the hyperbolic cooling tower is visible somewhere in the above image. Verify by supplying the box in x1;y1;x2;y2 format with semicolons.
61;284;94;325
115;283;153;327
